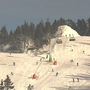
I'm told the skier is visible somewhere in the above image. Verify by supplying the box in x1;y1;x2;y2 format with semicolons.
11;72;13;75
83;50;85;54
31;85;34;89
36;61;38;65
56;72;58;76
77;78;79;82
77;62;79;66
71;49;73;52
68;86;71;90
70;59;73;63
46;55;48;59
52;68;54;72
73;78;74;82
9;51;11;55
13;62;15;66
53;58;55;62
40;58;42;61
27;84;31;90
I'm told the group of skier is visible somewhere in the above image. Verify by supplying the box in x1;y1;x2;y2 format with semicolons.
73;78;79;82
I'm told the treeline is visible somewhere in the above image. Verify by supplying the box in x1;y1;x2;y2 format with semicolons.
0;17;90;49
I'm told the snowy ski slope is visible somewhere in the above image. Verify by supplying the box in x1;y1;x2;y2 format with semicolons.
0;36;90;90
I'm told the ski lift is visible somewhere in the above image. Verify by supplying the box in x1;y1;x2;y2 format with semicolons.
56;39;62;44
69;37;75;41
33;61;42;79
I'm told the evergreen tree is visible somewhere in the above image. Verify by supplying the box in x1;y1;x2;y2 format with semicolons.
13;34;25;52
0;32;3;44
34;21;44;48
9;30;15;44
14;26;24;52
35;21;44;39
34;38;42;49
77;19;87;35
23;21;29;36
21;25;25;35
44;18;51;34
66;19;77;30
1;26;8;43
28;22;35;40
86;18;90;35
81;19;87;35
4;75;14;90
51;20;58;34
59;18;66;25
0;79;5;90
14;26;22;36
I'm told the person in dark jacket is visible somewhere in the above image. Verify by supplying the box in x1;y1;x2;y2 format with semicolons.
56;72;58;76
52;68;54;72
77;62;79;66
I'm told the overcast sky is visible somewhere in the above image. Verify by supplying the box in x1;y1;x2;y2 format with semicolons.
0;0;90;32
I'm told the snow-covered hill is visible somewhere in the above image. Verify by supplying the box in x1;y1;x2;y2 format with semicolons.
1;25;90;90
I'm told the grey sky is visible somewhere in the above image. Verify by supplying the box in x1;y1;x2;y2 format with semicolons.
0;0;90;31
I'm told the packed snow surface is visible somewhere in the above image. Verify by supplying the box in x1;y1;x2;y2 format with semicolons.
1;36;90;90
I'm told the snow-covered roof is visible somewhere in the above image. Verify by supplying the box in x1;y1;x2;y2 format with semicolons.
55;25;80;37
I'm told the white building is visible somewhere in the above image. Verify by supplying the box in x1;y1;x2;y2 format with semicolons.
55;25;80;37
